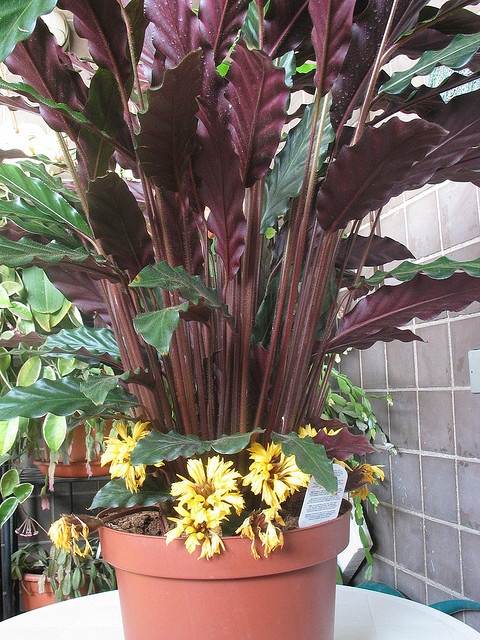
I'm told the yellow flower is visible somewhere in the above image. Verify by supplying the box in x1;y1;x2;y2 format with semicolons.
349;464;385;500
48;515;92;558
171;456;245;519
236;508;285;558
298;424;318;438
242;442;310;508
166;505;225;559
101;420;161;493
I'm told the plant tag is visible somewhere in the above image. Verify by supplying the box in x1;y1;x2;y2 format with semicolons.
298;464;348;528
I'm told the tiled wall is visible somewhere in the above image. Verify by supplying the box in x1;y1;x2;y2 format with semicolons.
341;182;480;630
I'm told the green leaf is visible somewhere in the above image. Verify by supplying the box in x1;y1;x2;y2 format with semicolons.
0;418;20;455
16;355;42;386
0;468;20;498
262;98;334;232
80;375;120;406
22;266;65;313
0;0;57;62
131;430;208;465
134;304;189;355
90;477;171;509
208;430;262;455
272;432;337;493
43;413;67;451
380;33;480;95
0;376;138;419
364;256;480;287
12;482;34;503
0;496;18;527
132;263;230;315
0;163;90;235
44;327;121;360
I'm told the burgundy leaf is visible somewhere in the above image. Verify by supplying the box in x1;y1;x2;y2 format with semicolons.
5;19;87;133
145;0;202;76
0;332;45;348
198;0;248;63
328;326;423;352
136;51;202;192
87;173;153;276
309;420;375;460
262;0;313;59
308;0;355;96
195;98;246;278
337;234;415;269
316;118;446;233
406;90;480;189
57;0;132;85
45;266;110;324
328;273;480;352
226;40;289;187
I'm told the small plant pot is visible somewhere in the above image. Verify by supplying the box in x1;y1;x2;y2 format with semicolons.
20;573;56;611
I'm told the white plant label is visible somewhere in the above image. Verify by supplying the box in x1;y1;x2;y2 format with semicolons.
298;464;348;528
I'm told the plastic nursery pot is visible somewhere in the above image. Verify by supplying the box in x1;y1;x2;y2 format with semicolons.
20;574;56;611
100;500;352;640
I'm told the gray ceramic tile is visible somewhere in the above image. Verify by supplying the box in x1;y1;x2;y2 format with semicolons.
416;323;451;388
419;390;454;454
451;317;480;387
369;503;395;562
396;569;427;603
454;390;480;459
370;558;396;586
438;183;480;248
406;191;442;257
394;510;425;574
458;460;480;530
360;342;387;389
461;530;480;602
391;452;423;513
422;456;458;523
425;520;461;592
386;340;416;388
380;208;408;253
389;391;419;449
338;349;361;385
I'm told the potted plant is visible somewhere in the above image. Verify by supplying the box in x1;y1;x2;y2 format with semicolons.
10;540;116;611
0;1;480;638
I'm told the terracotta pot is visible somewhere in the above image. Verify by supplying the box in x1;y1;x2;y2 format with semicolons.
20;573;56;611
100;500;351;640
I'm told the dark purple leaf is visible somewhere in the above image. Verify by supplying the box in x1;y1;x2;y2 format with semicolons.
309;420;375;460
406;90;480;189
226;41;289;187
263;0;313;59
57;0;132;86
337;234;415;269
198;0;248;63
87;173;153;276
316;118;446;232
0;332;45;348
195;98;246;278
308;0;355;95
45;266;110;324
328;273;480;352
5;19;87;133
136;51;202;192
145;0;203;78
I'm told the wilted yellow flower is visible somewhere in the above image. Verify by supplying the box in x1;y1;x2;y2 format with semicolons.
101;420;162;493
171;456;245;519
166;505;225;559
242;442;309;508
48;515;92;558
236;508;285;558
349;464;385;500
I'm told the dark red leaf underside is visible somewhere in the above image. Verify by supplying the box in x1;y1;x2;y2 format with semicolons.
310;419;375;460
198;0;248;63
337;234;415;269
226;41;289;187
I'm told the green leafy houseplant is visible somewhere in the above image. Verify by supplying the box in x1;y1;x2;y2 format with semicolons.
11;540;116;605
0;0;479;560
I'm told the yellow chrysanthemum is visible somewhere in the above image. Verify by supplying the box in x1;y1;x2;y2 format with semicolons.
236;508;285;558
171;456;245;519
101;420;162;493
350;464;385;500
166;505;225;559
242;442;310;508
48;515;92;558
298;424;318;438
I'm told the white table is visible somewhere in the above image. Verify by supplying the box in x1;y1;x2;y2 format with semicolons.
1;586;479;639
